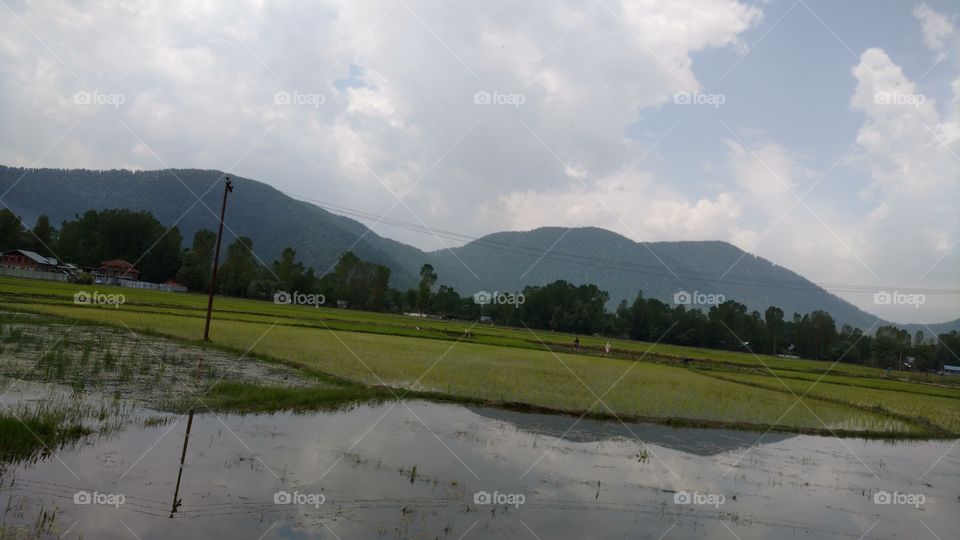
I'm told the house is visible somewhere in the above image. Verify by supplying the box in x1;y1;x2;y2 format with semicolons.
944;365;960;376
0;249;59;272
161;279;187;292
58;262;81;278
98;259;140;281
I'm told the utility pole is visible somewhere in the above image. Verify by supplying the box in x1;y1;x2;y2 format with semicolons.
203;177;233;341
169;408;195;517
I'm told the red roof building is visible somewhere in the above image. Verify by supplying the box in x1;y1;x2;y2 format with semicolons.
0;249;59;271
99;259;140;281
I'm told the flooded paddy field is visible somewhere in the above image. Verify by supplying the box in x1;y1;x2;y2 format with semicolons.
0;314;957;539
0;318;314;410
0;396;957;539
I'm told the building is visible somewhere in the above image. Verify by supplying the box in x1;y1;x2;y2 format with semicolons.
944;365;960;376
98;259;140;282
0;249;59;272
161;279;188;293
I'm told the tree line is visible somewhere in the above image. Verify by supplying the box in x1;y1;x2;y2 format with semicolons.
1;208;956;371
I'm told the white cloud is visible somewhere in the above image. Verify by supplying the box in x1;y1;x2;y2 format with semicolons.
912;3;955;51
497;167;748;242
724;140;799;217
0;0;957;323
847;47;960;320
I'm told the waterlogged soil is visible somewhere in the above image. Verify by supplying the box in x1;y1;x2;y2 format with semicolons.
0;399;956;539
0;321;312;410
0;318;957;538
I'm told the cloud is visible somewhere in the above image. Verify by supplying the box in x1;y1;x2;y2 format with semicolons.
0;0;957;323
497;168;747;242
0;0;763;239
912;3;955;52
848;47;960;319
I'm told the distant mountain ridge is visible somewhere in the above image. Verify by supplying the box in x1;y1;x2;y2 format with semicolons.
1;165;956;333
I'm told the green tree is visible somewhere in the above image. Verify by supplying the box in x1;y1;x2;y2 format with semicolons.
0;209;25;251
764;306;785;355
272;247;316;293
320;251;391;310
874;325;910;369
518;280;609;334
56;209;181;281
417;263;437;313
217;236;258;296
30;215;56;256
177;229;217;291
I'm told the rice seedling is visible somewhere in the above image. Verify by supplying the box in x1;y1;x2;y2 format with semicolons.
0;276;956;437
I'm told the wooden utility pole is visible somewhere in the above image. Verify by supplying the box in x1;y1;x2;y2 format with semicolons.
203;177;233;341
170;408;195;517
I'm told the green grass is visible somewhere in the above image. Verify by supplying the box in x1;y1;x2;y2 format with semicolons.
199;381;393;413
0;276;916;377
706;371;960;433
1;275;958;437
0;405;90;465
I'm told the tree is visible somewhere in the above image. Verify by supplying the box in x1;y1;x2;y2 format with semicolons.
272;247;315;293
936;331;960;369
319;251;392;310
143;226;183;283
55;208;182;281
30;215;56;256
417;263;437;313
707;300;749;350
874;325;910;369
177;229;217;291
217;236;258;296
369;265;390;312
433;285;463;317
0;209;25;251
807;310;837;360
519;280;609;334
765;306;785;355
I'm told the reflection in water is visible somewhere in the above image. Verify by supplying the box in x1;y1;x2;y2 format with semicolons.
0;399;956;539
468;406;797;456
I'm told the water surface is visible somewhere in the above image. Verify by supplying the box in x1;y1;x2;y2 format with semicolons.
1;396;956;539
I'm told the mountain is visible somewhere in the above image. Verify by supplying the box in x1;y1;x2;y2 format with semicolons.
1;165;952;331
0;166;424;289
429;227;884;329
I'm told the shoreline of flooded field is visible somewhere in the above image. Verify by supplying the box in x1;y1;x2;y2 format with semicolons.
1;396;956;539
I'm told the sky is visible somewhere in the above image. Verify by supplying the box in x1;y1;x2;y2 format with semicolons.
0;0;958;324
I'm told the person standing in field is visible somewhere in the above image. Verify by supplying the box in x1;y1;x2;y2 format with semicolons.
573;337;580;349
605;342;611;355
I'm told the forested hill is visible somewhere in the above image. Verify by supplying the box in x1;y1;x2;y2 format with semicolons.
2;165;947;331
0;166;424;288
429;227;884;329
